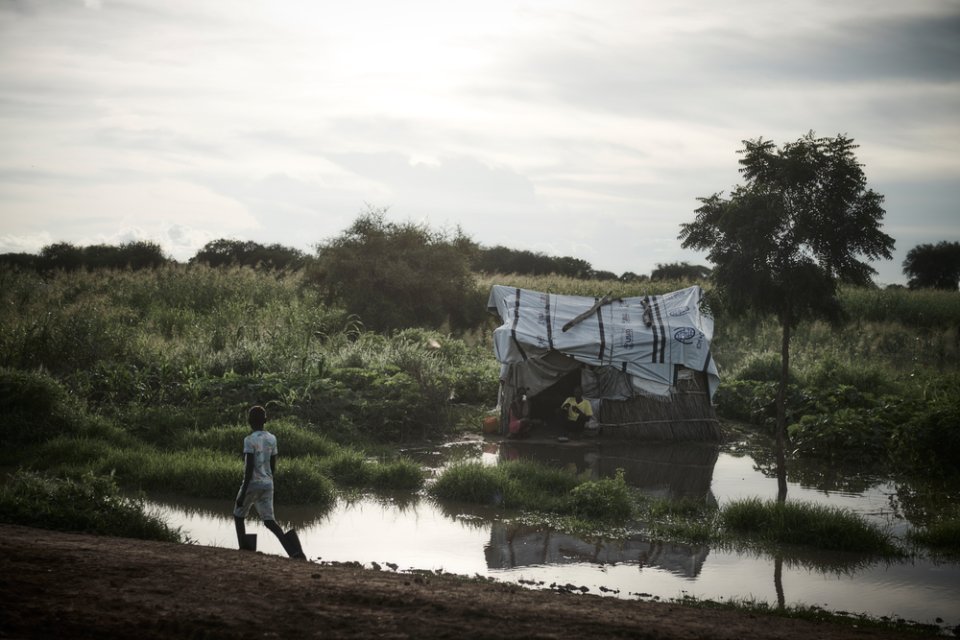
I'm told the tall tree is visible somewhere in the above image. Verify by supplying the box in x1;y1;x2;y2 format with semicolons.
308;207;483;331
902;241;960;291
679;132;894;502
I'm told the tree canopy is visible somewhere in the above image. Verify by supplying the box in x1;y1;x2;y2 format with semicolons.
680;133;894;326
903;241;960;291
190;239;307;270
471;245;593;278
33;241;168;272
308;208;484;332
650;262;711;282
679;132;894;501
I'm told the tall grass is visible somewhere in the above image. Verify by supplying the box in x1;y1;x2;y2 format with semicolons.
719;498;898;555
0;470;184;542
908;519;960;552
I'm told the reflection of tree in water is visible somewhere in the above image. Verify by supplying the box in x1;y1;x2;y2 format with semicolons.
720;539;879;575
742;444;888;494
888;478;960;528
485;522;710;579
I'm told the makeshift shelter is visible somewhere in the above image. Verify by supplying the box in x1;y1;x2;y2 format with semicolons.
487;284;721;441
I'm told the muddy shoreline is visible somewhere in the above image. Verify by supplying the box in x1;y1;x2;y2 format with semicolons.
0;524;937;639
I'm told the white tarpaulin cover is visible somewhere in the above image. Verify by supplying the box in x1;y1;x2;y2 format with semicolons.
487;285;719;400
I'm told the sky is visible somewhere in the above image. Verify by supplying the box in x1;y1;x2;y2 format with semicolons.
1;0;958;285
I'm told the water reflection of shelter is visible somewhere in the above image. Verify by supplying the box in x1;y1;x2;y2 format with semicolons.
485;523;709;579
498;441;720;502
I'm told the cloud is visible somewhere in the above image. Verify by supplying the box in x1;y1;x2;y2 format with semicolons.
0;0;957;284
0;230;53;254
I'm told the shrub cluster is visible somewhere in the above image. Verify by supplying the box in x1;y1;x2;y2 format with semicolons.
714;350;960;475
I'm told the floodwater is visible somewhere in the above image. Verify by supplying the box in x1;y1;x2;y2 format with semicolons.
148;435;960;633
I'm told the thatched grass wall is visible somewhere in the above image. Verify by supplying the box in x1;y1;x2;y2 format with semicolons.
597;370;721;442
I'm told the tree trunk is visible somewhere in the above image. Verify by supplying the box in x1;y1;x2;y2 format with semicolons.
776;315;790;503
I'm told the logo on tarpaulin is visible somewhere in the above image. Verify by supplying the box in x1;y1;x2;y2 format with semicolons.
668;306;690;317
673;327;697;344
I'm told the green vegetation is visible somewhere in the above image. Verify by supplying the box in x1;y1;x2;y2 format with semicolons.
2;215;959;539
719;498;897;555
637;495;718;544
0;470;184;542
428;460;631;523
909;519;960;553
902;240;960;291
680;132;895;502
307;207;486;332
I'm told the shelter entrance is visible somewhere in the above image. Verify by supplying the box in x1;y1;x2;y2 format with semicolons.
526;368;581;424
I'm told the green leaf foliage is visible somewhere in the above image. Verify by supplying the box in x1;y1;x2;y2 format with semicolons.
308;207;486;331
679;133;894;328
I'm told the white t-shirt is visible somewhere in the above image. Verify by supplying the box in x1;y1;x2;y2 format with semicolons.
243;430;278;487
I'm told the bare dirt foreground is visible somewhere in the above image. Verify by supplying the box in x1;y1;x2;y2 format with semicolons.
0;524;932;640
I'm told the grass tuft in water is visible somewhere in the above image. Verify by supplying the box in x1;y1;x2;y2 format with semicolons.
370;457;425;491
908;519;960;553
318;448;373;487
638;495;718;544
719;497;898;555
430;461;632;522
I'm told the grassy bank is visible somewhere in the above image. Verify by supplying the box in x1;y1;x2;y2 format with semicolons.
0;470;184;543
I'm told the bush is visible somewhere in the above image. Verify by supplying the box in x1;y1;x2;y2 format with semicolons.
732;351;787;383
269;457;337;507
0;470;183;542
430;461;632;522
713;379;778;425
566;469;632;522
892;394;960;474
307;208;485;332
0;368;96;444
799;355;895;396
175;420;338;458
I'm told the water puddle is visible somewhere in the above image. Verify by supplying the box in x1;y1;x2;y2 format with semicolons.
147;435;960;632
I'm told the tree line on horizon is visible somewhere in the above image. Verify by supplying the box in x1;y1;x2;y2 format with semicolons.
0;232;714;283
0;219;960;291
